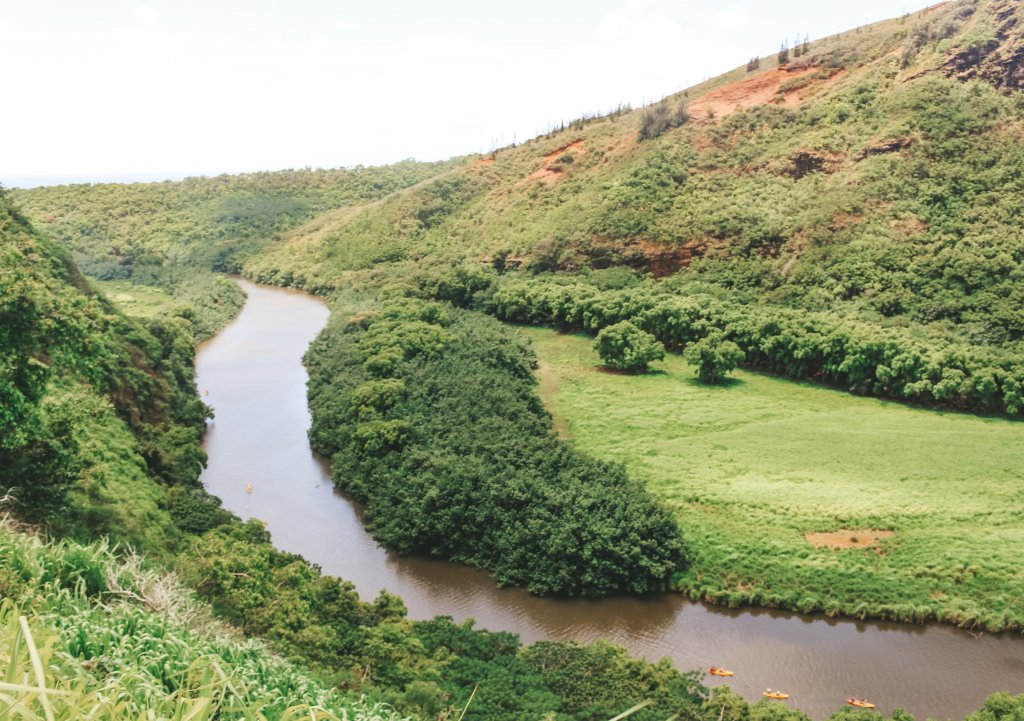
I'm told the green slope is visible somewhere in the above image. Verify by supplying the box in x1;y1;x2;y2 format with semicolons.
237;0;1022;345
0;187;223;553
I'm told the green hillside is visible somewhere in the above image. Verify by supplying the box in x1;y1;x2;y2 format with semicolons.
12;161;459;279
234;0;1024;341
0;187;226;552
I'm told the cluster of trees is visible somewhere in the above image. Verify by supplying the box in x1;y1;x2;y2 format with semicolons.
304;296;686;596
638;99;690;140
485;278;1024;415
402;264;1024;416
594;321;665;372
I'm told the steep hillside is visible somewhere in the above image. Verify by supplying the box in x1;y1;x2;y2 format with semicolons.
241;0;1023;347
0;187;226;552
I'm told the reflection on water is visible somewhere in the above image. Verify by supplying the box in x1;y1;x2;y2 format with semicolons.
198;279;1024;720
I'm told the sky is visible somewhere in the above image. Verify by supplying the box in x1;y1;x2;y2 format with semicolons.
0;0;936;188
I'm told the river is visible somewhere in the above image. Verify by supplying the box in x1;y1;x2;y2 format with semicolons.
197;279;1024;720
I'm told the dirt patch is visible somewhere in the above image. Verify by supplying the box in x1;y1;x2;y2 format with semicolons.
473;157;495;169
890;214;929;236
689;66;843;120
536;359;571;439
855;137;913;160
525;139;587;185
543;139;586;164
805;529;895;550
786;148;843;178
923;1;950;16
626;238;708;277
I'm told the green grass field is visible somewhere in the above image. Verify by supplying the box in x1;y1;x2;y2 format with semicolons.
522;327;1024;630
92;279;176;317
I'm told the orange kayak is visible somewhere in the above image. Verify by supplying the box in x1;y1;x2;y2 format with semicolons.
708;667;734;677
763;691;790;700
847;699;876;709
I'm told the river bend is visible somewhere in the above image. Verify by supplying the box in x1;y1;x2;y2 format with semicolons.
197;280;1024;720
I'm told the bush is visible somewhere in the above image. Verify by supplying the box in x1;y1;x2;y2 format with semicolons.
594;321;665;372
638;100;690;141
683;332;745;384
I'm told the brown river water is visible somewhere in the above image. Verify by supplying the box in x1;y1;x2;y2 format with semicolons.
197;279;1024;720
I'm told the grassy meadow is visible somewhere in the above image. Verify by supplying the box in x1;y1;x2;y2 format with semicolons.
522;327;1024;630
92;279;176;316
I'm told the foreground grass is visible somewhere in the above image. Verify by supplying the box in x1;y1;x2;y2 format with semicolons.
0;519;405;721
522;327;1024;631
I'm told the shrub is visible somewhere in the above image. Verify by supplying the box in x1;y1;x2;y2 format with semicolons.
638;100;690;141
684;332;745;384
594;321;665;372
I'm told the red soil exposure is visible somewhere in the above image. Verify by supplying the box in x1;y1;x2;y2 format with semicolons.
629;238;706;278
689;66;843;120
922;1;950;16
526;139;587;185
805;529;895;550
473;157;495;169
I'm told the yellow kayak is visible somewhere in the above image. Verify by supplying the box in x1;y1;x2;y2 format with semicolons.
708;667;734;677
763;690;790;700
847;699;876;709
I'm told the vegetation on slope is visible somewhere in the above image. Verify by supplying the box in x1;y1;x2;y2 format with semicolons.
0;188;227;553
6;519;1024;721
236;1;1024;350
0;519;408;721
11;161;460;279
10;160;460;340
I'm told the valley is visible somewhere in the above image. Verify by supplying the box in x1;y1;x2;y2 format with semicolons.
4;1;1024;719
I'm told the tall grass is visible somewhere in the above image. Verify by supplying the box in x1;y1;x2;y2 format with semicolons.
0;519;406;721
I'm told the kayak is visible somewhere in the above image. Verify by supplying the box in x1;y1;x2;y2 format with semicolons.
847;699;876;709
708;667;735;677
763;691;790;700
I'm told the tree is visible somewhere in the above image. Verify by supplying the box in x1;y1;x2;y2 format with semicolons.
684;332;744;384
594;321;665;372
777;42;790;65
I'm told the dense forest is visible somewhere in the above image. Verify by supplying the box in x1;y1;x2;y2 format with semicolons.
305;294;684;595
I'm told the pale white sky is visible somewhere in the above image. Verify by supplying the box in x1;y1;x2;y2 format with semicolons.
0;1;934;187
